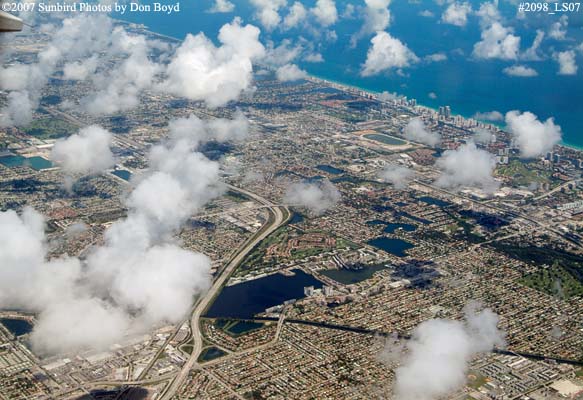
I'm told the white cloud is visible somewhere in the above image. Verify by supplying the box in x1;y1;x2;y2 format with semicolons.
472;110;503;121
304;52;324;63
379;164;415;189
263;39;304;67
250;0;286;31
473;22;520;60
0;113;248;355
51;125;115;178
441;2;472;27
555;50;578;75
425;52;447;62
361;32;418;76
284;1;308;29
355;0;392;41
549;15;568;40
276;64;308;82
311;0;338;27
419;10;434;18
208;0;235;13
63;55;99;81
503;65;538;77
392;304;505;400
0;14;114;126
475;1;501;27
403;117;441;146
473;128;495;144
435;141;498;192
505;110;562;158
522;29;545;61
284;180;341;215
161;18;265;108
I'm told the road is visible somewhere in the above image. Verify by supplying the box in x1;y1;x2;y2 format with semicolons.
160;185;289;400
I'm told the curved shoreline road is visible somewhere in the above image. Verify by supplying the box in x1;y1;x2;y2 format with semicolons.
161;185;289;400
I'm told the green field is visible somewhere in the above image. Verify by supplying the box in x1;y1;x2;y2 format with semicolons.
495;159;553;186
22;118;77;139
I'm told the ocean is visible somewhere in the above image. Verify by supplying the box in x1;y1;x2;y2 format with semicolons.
113;0;583;147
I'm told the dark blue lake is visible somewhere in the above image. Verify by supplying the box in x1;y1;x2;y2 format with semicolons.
321;264;387;285
205;269;323;319
419;196;451;208
0;318;33;336
112;170;132;181
367;220;417;234
316;165;345;175
368;237;415;258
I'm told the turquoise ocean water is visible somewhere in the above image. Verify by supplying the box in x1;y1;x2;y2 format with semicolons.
113;0;583;147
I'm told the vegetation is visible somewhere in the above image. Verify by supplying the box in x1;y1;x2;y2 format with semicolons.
493;242;583;299
22;117;77;139
495;159;552;186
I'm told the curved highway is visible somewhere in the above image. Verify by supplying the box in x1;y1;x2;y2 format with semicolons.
160;185;289;400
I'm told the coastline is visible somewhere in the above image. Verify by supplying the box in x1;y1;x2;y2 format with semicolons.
307;73;581;154
116;17;581;155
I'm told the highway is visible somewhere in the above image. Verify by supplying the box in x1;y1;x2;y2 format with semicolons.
159;184;289;400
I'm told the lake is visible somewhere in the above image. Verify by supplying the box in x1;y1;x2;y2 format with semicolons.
0;155;52;170
0;318;33;337
364;134;407;146
112;170;132;181
367;237;415;257
316;165;345;175
321;264;388;285
205;269;323;319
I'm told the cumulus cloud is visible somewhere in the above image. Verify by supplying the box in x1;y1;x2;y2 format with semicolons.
208;0;235;13
441;2;472;27
361;32;418;76
403;117;441;147
304;52;324;63
276;64;308;82
391;305;505;400
522;29;545;61
0;114;247;355
311;0;338;27
0;14;114;126
549;15;568;40
250;0;286;31
472;110;503;122
352;0;392;45
284;180;341;215
63;55;100;81
435;142;498;192
554;50;578;75
473;22;520;60
51;125;115;178
425;52;447;62
379;164;415;189
284;1;308;29
503;65;538;77
475;1;501;27
473;128;495;144
263;39;304;67
161;18;265;108
505;110;562;158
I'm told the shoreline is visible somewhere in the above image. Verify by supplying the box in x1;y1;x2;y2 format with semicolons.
119;18;582;155
306;73;581;154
